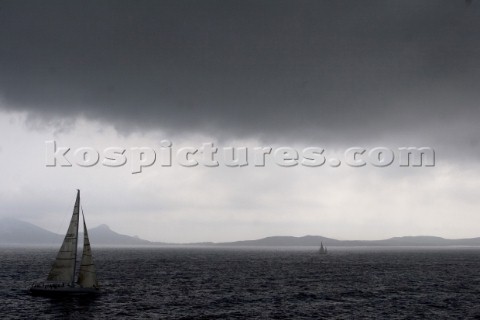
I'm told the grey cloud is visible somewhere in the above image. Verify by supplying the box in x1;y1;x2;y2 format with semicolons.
0;0;479;145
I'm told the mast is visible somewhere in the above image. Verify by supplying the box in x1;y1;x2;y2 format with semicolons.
72;190;79;286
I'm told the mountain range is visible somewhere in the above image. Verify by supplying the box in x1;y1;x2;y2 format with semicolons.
0;218;150;246
2;218;480;247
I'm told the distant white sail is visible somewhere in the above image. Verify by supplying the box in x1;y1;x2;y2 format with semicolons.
319;241;327;254
47;190;80;284
77;211;98;288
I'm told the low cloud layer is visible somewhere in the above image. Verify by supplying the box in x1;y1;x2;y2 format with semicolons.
1;1;479;143
1;112;479;242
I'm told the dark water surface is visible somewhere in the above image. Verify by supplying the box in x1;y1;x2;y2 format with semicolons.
1;247;480;319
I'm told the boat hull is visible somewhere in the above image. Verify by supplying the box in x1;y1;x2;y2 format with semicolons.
29;286;100;296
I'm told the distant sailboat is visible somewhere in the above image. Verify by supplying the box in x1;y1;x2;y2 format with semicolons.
30;190;100;295
319;242;328;255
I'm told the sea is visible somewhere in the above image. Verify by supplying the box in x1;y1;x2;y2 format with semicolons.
1;246;480;319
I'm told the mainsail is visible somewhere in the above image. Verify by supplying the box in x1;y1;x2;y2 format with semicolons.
77;210;98;288
47;190;80;284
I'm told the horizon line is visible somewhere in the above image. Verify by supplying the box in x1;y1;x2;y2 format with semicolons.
2;217;480;244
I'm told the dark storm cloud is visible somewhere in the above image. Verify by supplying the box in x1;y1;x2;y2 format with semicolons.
0;0;479;141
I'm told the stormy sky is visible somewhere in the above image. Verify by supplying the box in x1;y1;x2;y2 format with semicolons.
0;0;479;242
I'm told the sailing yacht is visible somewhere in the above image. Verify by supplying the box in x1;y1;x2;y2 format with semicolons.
30;190;100;295
319;242;328;255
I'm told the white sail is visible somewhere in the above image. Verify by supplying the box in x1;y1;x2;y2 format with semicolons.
77;211;98;288
319;242;327;254
47;190;80;284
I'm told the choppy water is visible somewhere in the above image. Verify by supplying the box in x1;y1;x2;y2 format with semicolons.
1;247;480;319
